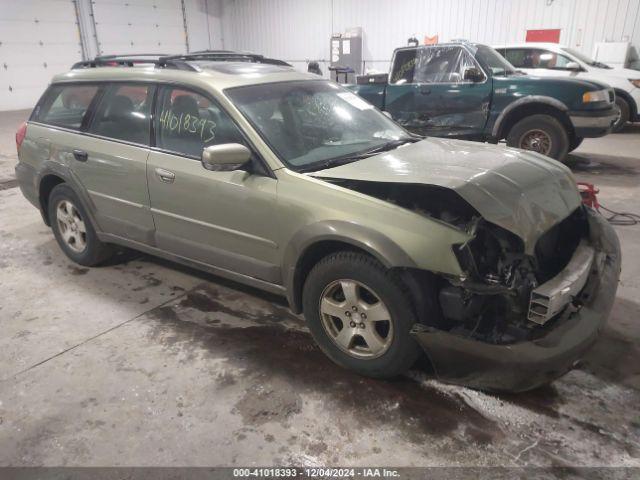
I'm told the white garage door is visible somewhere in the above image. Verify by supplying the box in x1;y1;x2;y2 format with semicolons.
0;0;82;111
92;0;187;56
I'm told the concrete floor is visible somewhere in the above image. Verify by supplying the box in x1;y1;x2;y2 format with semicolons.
0;108;639;468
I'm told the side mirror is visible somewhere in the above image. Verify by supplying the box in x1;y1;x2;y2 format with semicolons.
202;143;251;172
463;66;484;82
566;61;581;71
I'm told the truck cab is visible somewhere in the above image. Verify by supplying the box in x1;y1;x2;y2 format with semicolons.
349;42;620;161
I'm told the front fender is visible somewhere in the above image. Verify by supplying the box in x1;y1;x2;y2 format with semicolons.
282;219;468;313
491;95;569;138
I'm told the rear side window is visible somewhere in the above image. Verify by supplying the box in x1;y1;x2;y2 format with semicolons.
155;86;247;157
504;49;532;68
88;83;153;145
505;48;574;70
33;84;99;129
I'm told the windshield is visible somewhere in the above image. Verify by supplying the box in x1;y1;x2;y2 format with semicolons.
475;45;517;76
562;47;612;69
226;80;412;171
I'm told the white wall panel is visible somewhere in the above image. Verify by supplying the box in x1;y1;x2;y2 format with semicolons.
0;0;82;110
220;0;640;75
184;0;225;50
222;0;332;68
92;0;187;55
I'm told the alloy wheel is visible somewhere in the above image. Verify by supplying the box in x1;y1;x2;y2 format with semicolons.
319;279;394;359
56;200;87;253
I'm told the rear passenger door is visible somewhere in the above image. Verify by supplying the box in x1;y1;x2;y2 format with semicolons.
31;82;155;244
146;85;280;284
76;83;156;244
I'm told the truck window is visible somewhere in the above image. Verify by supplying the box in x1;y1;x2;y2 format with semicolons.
391;46;477;84
33;84;100;130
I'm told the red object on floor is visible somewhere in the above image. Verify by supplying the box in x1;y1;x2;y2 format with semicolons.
526;29;561;43
577;182;600;211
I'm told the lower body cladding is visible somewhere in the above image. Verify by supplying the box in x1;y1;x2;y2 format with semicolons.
411;209;621;393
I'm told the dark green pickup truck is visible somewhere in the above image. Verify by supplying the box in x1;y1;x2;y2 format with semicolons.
349;42;619;161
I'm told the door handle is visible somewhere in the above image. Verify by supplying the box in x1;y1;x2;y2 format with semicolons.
155;168;175;183
73;149;88;162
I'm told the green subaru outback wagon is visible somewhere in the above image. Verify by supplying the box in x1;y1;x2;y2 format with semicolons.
15;52;621;392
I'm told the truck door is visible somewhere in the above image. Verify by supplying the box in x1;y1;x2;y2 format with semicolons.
384;46;492;139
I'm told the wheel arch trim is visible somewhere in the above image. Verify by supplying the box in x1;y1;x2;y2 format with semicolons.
37;162;102;232
282;221;418;313
492;96;570;139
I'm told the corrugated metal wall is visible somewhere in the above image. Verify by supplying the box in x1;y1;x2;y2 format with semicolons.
222;0;640;74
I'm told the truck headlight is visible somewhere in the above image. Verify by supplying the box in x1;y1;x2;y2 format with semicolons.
582;89;610;103
630;79;640;88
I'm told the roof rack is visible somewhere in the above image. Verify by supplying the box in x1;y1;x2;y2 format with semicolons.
72;53;196;71
72;50;291;70
158;50;292;67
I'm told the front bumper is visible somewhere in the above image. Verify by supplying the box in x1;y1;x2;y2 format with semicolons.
411;209;621;393
569;106;620;138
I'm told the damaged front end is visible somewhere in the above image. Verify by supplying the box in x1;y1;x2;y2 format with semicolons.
415;207;621;393
323;177;621;392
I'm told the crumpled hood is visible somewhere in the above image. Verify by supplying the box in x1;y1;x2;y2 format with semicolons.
311;138;582;253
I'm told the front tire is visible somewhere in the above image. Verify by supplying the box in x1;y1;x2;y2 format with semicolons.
506;114;569;161
302;251;422;378
612;96;630;133
48;184;114;266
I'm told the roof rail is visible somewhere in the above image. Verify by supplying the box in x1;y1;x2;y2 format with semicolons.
72;50;291;71
158;50;292;67
72;54;197;71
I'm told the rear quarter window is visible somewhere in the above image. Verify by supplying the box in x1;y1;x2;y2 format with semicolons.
33;84;100;130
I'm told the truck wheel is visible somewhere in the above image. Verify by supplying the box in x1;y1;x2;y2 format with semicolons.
612;96;630;133
506;114;569;161
302;251;422;378
568;136;584;152
48;184;114;266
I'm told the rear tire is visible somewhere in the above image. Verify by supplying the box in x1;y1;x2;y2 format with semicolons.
612;96;630;133
48;184;114;266
302;251;422;378
506;114;569;161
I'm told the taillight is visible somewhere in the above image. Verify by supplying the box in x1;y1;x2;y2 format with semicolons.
16;121;27;151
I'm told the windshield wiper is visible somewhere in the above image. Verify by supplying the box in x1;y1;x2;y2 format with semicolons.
299;138;418;173
354;137;419;157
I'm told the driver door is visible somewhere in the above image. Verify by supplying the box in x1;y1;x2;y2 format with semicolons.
385;46;492;138
146;85;281;284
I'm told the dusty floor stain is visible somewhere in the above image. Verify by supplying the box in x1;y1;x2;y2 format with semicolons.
146;286;505;447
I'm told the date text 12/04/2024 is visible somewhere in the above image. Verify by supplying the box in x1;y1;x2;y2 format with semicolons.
232;468;401;478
